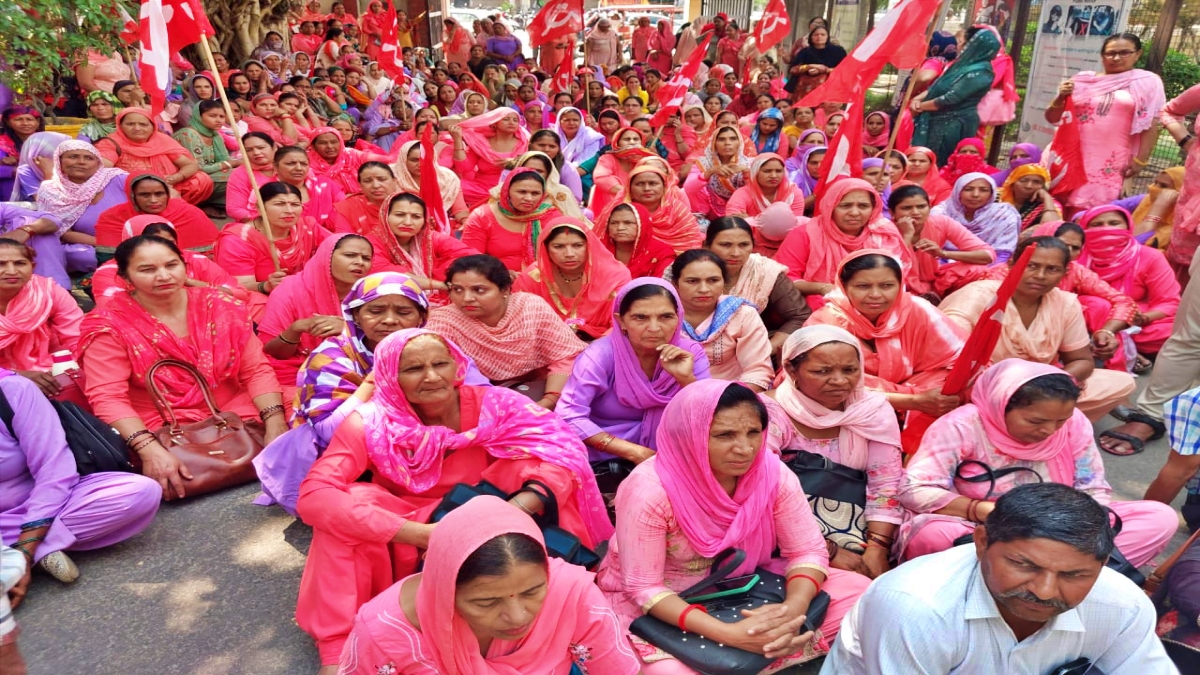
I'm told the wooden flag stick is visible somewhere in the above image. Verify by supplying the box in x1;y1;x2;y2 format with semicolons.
196;34;281;273
883;0;950;159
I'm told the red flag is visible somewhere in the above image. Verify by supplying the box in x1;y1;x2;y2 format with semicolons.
528;0;583;48
552;39;576;93
752;0;791;53
1045;96;1088;198
812;103;864;210
118;4;140;44
378;0;408;80
648;34;713;125
899;243;1037;453
799;0;942;106
137;0;213;117
678;33;713;84
420;123;450;234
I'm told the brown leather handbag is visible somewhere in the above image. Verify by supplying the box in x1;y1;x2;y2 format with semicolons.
142;359;266;498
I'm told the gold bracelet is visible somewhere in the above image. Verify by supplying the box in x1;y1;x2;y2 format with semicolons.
1132;157;1148;166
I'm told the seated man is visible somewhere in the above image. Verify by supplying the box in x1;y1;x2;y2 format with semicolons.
823;483;1179;675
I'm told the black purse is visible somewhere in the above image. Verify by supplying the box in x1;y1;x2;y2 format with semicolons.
629;548;830;675
430;479;602;569
0;388;135;476
950;460;1145;585
784;450;869;552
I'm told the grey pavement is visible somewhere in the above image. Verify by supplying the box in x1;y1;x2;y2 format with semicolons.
12;377;1192;675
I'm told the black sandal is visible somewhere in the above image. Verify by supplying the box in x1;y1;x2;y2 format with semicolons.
1125;411;1167;440
1098;430;1146;456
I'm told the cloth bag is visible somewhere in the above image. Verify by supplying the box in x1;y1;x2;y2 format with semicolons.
142;358;265;498
0;390;135;476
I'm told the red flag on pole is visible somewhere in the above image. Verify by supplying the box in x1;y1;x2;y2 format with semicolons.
799;0;942;106
137;0;214;117
552;39;576;93
647;34;713;125
752;0;791;53
420;123;450;234
118;4;140;44
378;0;408;81
1045;96;1089;198
811;103;865;209
899;243;1037;453
528;0;584;48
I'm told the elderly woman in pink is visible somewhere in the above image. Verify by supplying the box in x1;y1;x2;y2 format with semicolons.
896;358;1178;567
0;240;83;395
597;379;871;673
450;108;530;210
338;495;639;675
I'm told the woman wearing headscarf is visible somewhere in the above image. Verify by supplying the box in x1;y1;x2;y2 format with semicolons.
485;21;526;68
76;91;123;144
173;100;239;211
94;174;220;255
988;142;1042;186
750;107;786;155
461;169;563;271
358;1;385;62
931;172;1020;264
648;19;676;74
593;128;658;218
910;27;1001;164
1;106;44;197
0;239;82;380
496;150;582;219
34;141;128;279
770;325;905;577
553;106;605;168
307;126;394;195
1115;166;1187;251
557;278;710;465
998;163;1062;234
903;146;953;205
598;203;677;279
95;109;214;206
339;495;636;675
888;184;995;298
896;359;1177;564
606;160;704;255
774;178;910;306
597;378;870;672
514;217;631;340
391;140;469;225
787;143;827;212
294;327;611;667
726;152;807;221
367;192;479;296
175;72;219;129
9;131;69;201
938;138;998;184
216;181;332;293
451;107;531;209
861;111;891;155
686;124;752;220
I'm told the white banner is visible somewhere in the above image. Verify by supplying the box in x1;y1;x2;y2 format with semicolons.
1017;0;1130;149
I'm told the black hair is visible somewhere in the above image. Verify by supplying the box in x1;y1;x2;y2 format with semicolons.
258;181;303;203
985;483;1115;561
273;145;307;162
0;239;35;262
130;174;169;195
618;282;678;316
704;216;754;248
385;192;426;217
445;254;513;292
141;223;177;240
357;161;395;180
242;131;276;147
278;92;301;105
888;184;931;212
672;249;728;285
1102;32;1142;52
1005;373;1081;412
553;92;574;104
756;93;774;104
715;382;769;429
196;100;225;116
323;27;343;41
1012;236;1071;267
623;96;643;106
1054;222;1085;240
518;153;553;175
838;253;902;285
509;170;546;190
288;75;310;87
544;224;587;249
332;233;373;254
115;235;184;280
646;68;662;79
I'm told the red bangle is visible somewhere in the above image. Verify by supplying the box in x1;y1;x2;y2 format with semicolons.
786;573;822;593
678;603;707;631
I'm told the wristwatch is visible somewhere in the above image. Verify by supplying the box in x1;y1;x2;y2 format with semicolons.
1180;134;1194;149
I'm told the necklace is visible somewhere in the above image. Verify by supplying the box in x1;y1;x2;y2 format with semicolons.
559;271;584;283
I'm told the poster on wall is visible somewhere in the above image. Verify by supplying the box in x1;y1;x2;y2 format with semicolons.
971;0;1014;40
1017;0;1131;150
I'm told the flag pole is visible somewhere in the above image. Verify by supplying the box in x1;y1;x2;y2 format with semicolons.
195;35;282;273
883;0;950;159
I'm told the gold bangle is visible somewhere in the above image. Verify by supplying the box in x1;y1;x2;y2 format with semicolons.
1132;157;1148;166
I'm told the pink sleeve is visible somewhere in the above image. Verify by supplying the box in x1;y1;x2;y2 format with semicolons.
898;413;972;514
774;466;831;574
338;622;397;675
1136;250;1182;316
571;582;642;675
1160;83;1200;127
460;210;491;258
214;234;264;279
731;307;774;390
239;333;283;399
774;227;811;281
453;145;482;176
79;332;142;424
789;187;807;217
225;172;257;222
1059;298;1091;353
723;186;755;216
431;232;481;279
49;284;83;353
864;440;905;524
610;470;675;612
942;218;995;258
451;190;468;216
296;413;409;542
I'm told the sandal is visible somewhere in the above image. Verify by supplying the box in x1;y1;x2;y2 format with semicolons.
1133;355;1153;374
1098;429;1146;456
1125;411;1167;440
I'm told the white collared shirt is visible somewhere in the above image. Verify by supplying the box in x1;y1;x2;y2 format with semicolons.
821;545;1179;675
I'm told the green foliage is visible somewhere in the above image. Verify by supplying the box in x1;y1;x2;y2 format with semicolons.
0;1;127;98
1136;48;1200;100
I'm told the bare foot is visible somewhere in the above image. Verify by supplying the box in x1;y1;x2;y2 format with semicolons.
1098;421;1156;455
316;664;339;675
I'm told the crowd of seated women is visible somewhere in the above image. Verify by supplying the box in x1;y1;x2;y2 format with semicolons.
1;20;1196;675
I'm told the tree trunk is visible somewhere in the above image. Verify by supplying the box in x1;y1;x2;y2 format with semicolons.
197;0;292;65
786;0;830;43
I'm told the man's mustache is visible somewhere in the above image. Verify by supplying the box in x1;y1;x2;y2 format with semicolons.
997;589;1069;611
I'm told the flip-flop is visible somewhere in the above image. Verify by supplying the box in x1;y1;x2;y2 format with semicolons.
1098;429;1146;456
1133;356;1153;375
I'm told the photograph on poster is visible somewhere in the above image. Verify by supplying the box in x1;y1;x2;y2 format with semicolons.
1068;6;1092;36
1043;4;1065;33
1090;6;1117;35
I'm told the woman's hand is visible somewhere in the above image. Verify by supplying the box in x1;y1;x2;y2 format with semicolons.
657;344;695;383
140;444;193;500
7;565;31;610
354;371;377;401
910;388;960;417
829;546;872;576
912;238;944;258
305;315;346;338
1057;79;1075;99
1091;330;1119;360
263;415;288;444
33;155;54;179
16;370;61;397
263;270;288;293
718;603;815;659
861;546;891;579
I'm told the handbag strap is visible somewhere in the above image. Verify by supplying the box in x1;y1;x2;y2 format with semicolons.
1146;527;1200;592
677;548;747;599
520;479;560;529
954;459;1043;500
144;358;224;431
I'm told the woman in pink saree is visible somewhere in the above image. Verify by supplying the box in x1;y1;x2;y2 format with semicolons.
451;108;530;210
1046;33;1165;213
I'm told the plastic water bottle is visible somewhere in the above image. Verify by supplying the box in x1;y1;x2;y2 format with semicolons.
49;350;80;377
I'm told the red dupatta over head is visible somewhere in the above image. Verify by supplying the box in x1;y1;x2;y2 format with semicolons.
799;178;910;283
597;202;677;278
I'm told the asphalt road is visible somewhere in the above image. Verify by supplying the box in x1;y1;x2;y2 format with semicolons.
12;378;1192;675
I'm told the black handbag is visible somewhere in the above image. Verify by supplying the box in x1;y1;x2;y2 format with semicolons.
430;479;602;569
629;548;830;675
784;450;869;552
0;388;135;476
950;460;1145;584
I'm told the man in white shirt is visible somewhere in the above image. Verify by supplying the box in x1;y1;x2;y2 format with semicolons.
823;483;1179;674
